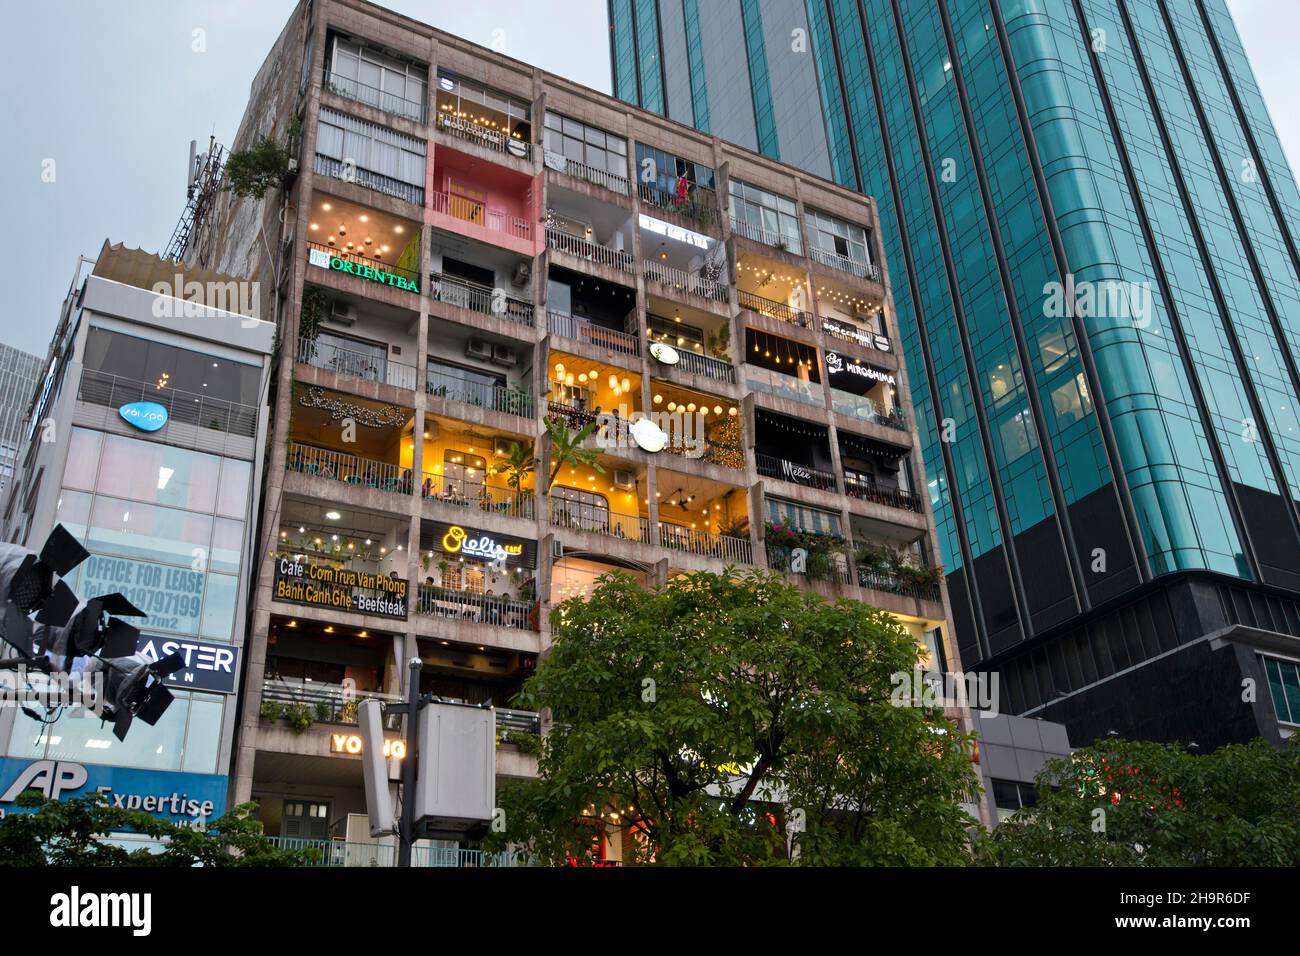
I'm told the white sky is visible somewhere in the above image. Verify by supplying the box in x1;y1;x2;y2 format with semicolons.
0;0;1294;357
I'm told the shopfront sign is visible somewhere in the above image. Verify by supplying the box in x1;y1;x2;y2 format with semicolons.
0;759;226;824
649;341;680;365
309;247;419;294
638;213;710;251
78;555;205;635
822;318;891;353
629;416;669;453
330;732;406;759
134;634;239;694
825;351;895;389
273;558;409;620
118;401;169;432
427;521;537;568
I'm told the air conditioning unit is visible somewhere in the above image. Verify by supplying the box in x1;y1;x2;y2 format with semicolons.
613;469;636;490
491;344;518;367
330;300;358;326
465;339;492;362
551;538;564;558
493;437;514;458
511;261;532;286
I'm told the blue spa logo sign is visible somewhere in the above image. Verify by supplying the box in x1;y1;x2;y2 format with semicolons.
118;401;169;432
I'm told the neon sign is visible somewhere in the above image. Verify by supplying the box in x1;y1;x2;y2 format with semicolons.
309;247;419;294
638;213;710;250
441;525;524;563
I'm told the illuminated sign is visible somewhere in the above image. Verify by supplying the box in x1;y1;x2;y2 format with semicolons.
649;341;680;365
118;401;169;432
822;319;891;353
330;732;407;759
0;759;225;824
638;213;711;250
309;247;419;294
629;416;669;453
273;558;408;620
442;525;524;563
135;634;239;694
825;351;895;386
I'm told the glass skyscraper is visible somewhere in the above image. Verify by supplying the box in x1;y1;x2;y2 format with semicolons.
613;0;1300;747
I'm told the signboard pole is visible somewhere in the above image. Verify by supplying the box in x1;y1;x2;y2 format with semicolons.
397;656;422;868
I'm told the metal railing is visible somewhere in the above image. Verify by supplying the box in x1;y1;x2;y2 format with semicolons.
845;480;925;513
415;584;536;630
642;259;730;304
425;366;535;418
746;365;825;407
260;678;403;728
729;215;802;255
638;180;718;226
821;317;889;350
755;453;837;491
766;544;852;584
810;246;881;281
77;369;258;437
736;289;813;328
420;472;535;519
307;241;420;288
434;111;534;161
296;337;417;390
658;524;753;563
557;157;631;195
429;272;534;325
313;154;425;206
430;190;531;240
548;497;651;543
262;836;527;867
545;227;635;272
672;348;735;383
547;311;640;356
857;566;941;602
286;441;410;493
831;389;907;430
324;71;426;123
497;707;542;735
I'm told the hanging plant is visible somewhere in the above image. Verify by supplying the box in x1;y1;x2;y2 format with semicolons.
299;286;329;350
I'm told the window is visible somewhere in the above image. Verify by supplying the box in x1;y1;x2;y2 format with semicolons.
1263;656;1300;725
1051;373;1094;427
83;328;262;407
806;208;871;269
728;179;801;253
316;107;426;196
544;112;628;182
96;433;221;513
634;143;715;196
443;449;488;498
327;37;427;121
991;778;1039;822
765;497;840;537
551;485;611;532
435;71;531;142
648;314;705;353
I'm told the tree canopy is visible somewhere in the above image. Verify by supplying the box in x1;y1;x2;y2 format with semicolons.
489;569;979;866
976;737;1300;866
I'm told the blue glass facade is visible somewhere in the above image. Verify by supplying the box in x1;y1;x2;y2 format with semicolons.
614;0;1300;742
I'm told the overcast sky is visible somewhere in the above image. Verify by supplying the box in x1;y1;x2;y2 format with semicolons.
0;0;1295;358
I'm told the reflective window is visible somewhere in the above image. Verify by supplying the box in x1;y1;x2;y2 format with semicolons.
86;495;213;568
63;428;102;490
83;328;261;407
216;458;251;519
97;435;221;513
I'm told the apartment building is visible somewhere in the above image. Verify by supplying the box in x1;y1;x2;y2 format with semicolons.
0;343;43;493
177;0;995;854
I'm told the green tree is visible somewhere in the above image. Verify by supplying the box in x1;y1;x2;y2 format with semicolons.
223;134;293;200
489;569;979;865
542;415;604;492
492;440;538;490
0;793;315;867
976;737;1300;866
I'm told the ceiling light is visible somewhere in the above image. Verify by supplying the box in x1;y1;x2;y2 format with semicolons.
325;511;342;521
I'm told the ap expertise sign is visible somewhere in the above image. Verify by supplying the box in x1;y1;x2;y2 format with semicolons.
0;759;227;824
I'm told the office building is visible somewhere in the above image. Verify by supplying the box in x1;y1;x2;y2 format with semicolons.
0;344;44;492
614;0;1300;747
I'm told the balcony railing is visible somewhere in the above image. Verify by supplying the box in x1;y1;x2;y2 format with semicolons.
831;389;907;430
746;365;825;407
263;836;528;868
642;260;730;304
497;707;542;735
810;246;881;281
426;367;535;418
415;584;537;630
313;154;425;206
755;453;837;491
672;348;735;383
325;71;426;123
857;566;941;602
260;678;403;728
638;180;718;226
658;524;752;563
429;272;534;326
845;480;925;513
821;316;889;351
545;227;634;272
766;544;852;584
420;472;535;520
736;289;813;328
77;369;258;438
554;157;631;195
548;497;651;543
430;190;531;240
296;337;417;390
547;311;640;356
434;110;534;161
286;441;410;493
308;241;421;289
729;215;802;255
